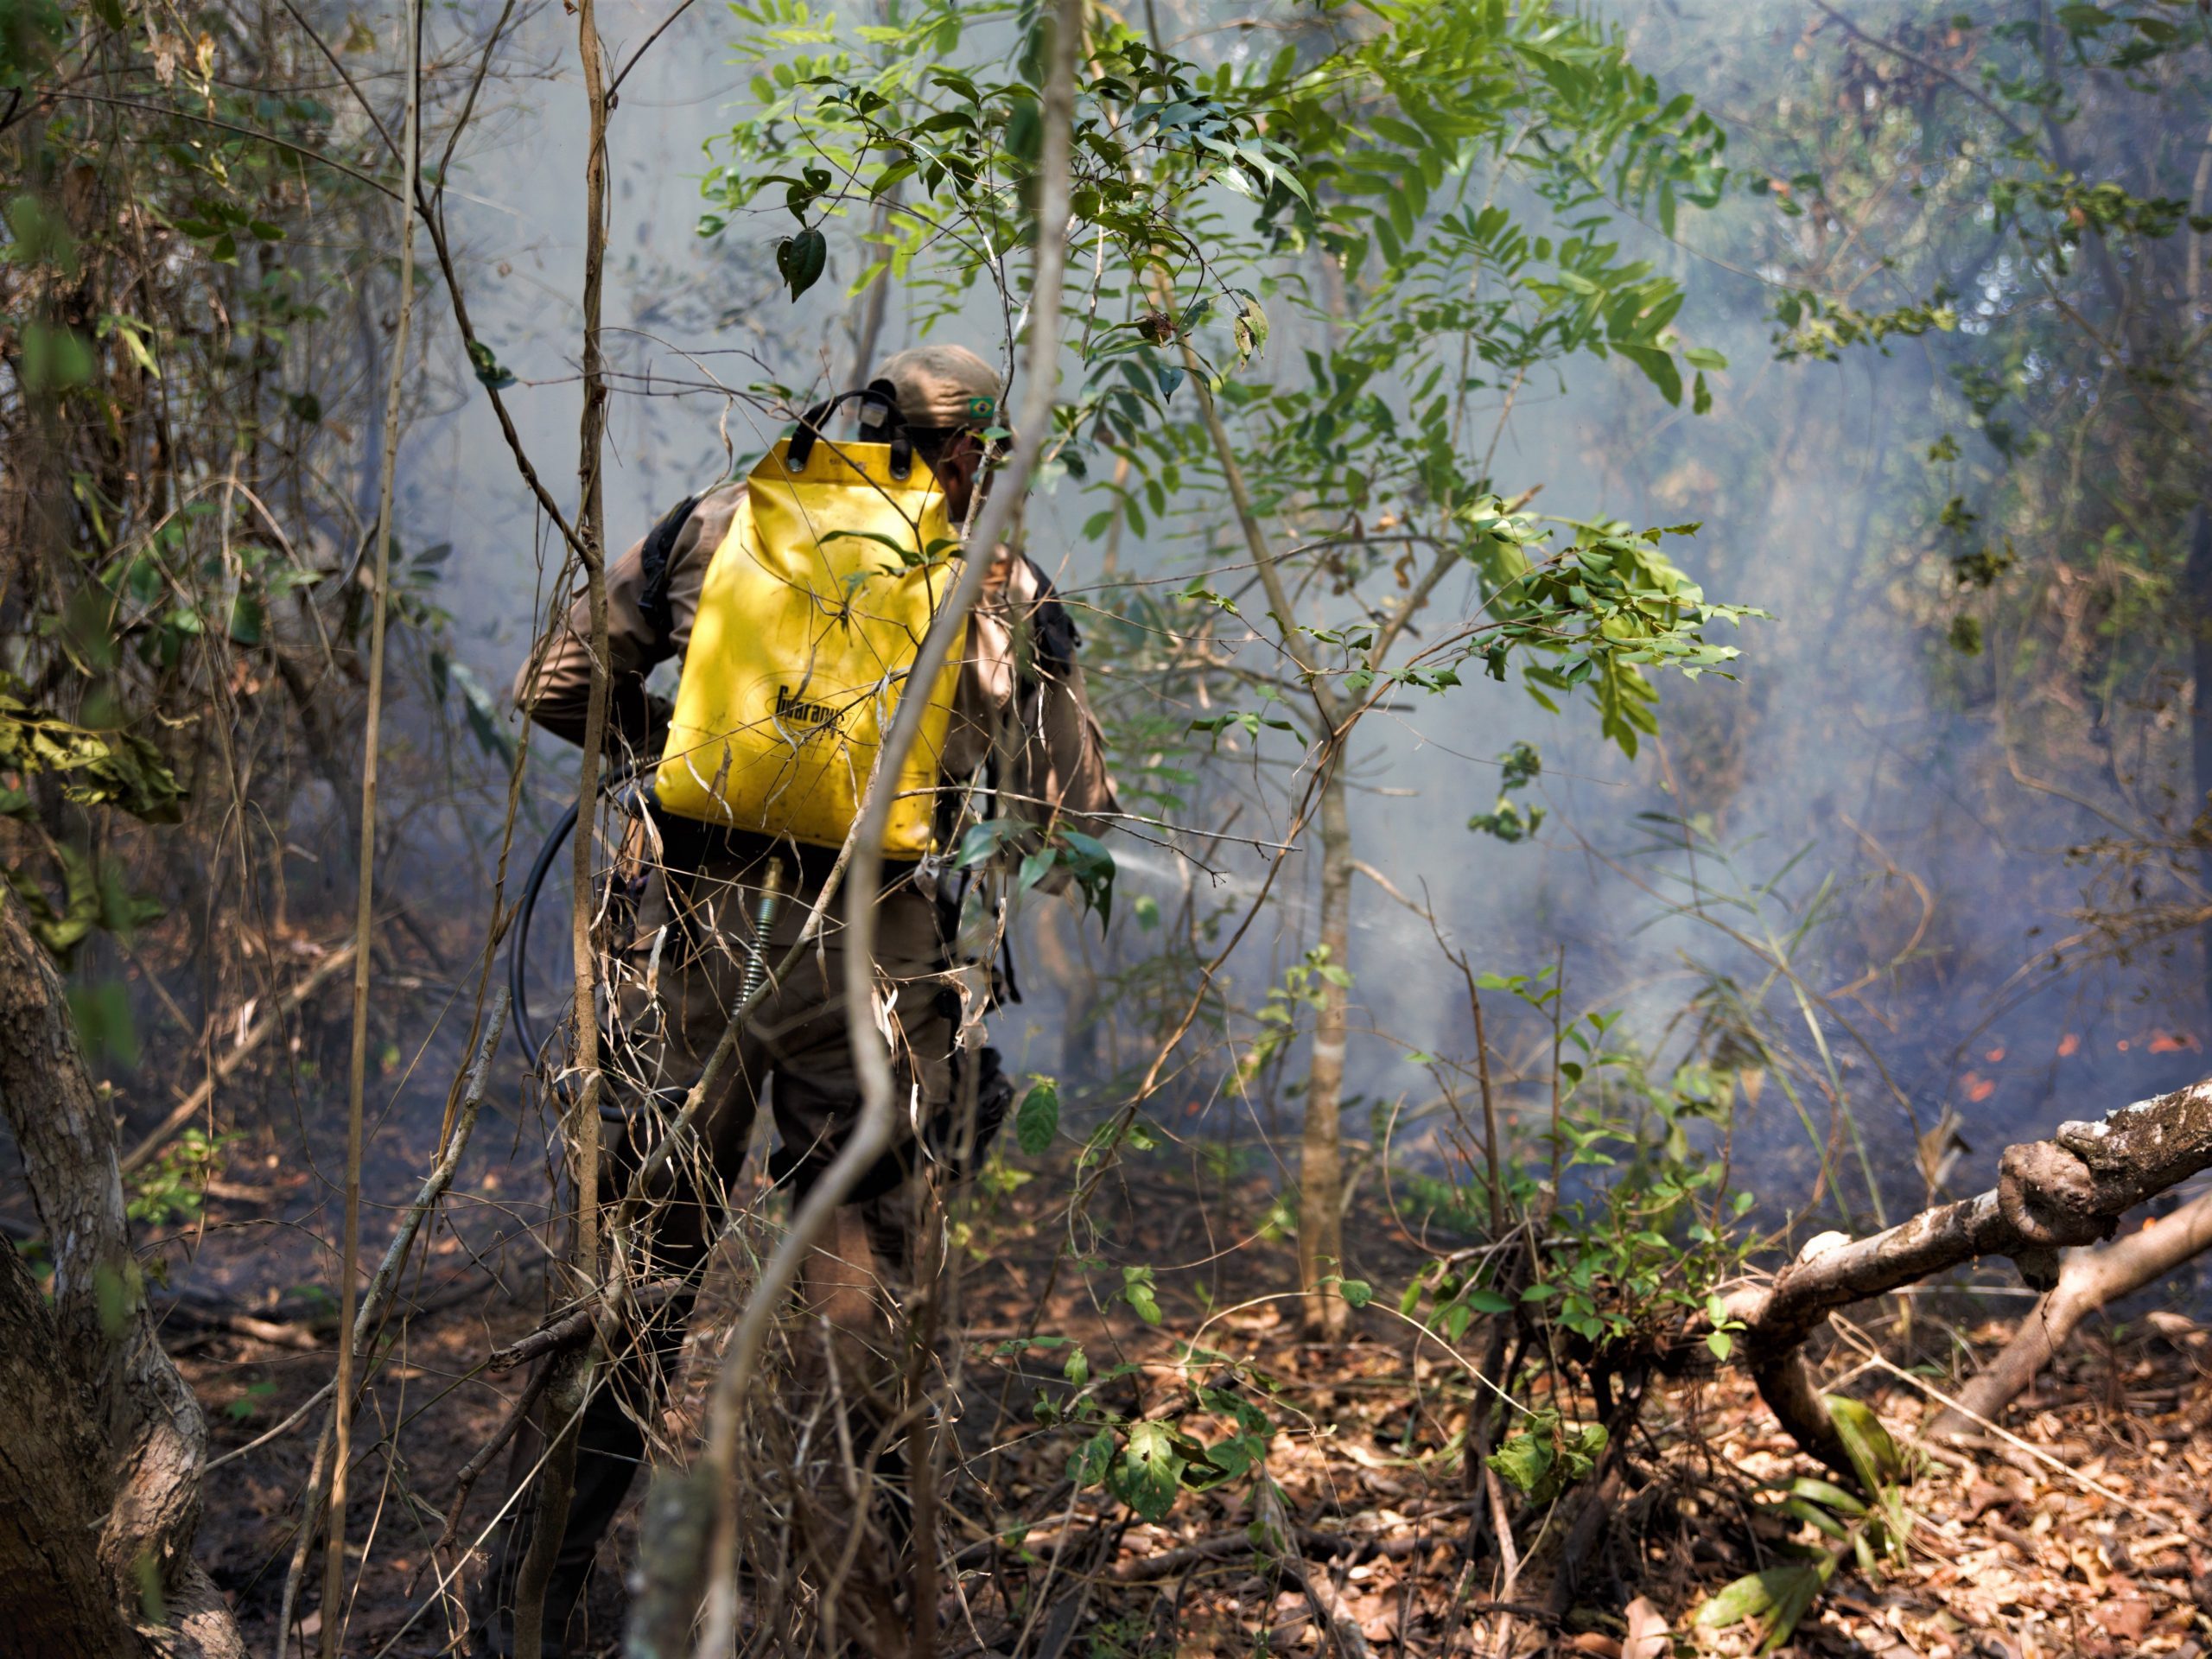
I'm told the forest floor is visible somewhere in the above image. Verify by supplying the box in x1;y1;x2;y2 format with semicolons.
172;1158;2212;1659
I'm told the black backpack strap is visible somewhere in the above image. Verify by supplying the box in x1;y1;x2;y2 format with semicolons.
1022;558;1081;680
785;383;912;480
638;493;700;652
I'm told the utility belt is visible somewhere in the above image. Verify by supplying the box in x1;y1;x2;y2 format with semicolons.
630;783;923;899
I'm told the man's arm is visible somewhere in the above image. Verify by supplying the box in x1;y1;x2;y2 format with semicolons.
511;484;743;755
993;557;1119;840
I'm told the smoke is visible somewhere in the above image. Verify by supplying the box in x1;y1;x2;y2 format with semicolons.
398;0;2212;1236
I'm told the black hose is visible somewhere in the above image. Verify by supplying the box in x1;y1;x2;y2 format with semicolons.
509;762;640;1068
508;794;579;1068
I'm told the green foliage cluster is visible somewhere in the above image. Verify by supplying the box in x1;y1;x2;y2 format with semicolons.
1467;738;1544;841
1686;1;2212;977
0;682;183;822
1698;1397;1916;1653
0;0;520;1003
1402;967;1758;1362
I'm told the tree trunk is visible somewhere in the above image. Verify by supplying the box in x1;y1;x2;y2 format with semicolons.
0;882;245;1659
1297;759;1355;1340
0;1243;128;1659
2190;504;2212;1026
843;184;899;389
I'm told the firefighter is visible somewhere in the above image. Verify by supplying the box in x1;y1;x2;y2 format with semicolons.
476;343;1116;1654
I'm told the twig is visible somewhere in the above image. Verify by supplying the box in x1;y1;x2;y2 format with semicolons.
207;1381;335;1474
488;1280;683;1372
1482;1465;1522;1659
510;0;618;1646
1803;0;2031;143
1936;1187;2212;1437
1548;944;1564;1221
434;1361;555;1555
1260;1478;1372;1659
38;90;403;198
361;991;509;1348
1439;922;1503;1237
278;987;505;1656
321;4;420;1648
207;1001;506;1493
120;941;358;1176
1110;1505;1479;1582
607;0;702;99
1827;1317;2171;1522
689;3;1084;1649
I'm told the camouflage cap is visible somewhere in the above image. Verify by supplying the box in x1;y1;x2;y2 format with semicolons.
872;344;1008;438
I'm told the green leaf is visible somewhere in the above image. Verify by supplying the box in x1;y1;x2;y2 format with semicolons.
447;660;517;764
226;591;264;646
955;818;1020;869
1696;1567;1790;1628
1231;289;1269;368
1057;830;1116;931
1825;1394;1905;1492
1122;1265;1161;1325
1110;1421;1186;1522
1782;1495;1849;1539
1338;1278;1371;1308
1788;1477;1866;1516
1063;1345;1090;1389
1015;1077;1060;1156
776;226;828;300
1613;343;1681;406
0;687;185;828
1068;1427;1115;1489
21;324;93;391
1485;1427;1553;1498
1759;1560;1830;1652
69;978;140;1066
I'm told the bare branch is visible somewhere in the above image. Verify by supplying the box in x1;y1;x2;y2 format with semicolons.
688;1;1086;1648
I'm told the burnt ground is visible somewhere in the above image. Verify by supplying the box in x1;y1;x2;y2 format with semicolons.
168;1150;2212;1659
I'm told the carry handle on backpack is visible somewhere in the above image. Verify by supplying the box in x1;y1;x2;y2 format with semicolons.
785;379;913;480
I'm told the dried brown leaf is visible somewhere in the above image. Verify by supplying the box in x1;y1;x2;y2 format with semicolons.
1623;1595;1670;1659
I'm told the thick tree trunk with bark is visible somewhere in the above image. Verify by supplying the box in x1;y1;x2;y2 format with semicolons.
0;1243;125;1659
0;884;244;1659
1297;760;1355;1340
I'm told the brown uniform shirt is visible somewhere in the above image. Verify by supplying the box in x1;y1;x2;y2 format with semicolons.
512;481;1118;846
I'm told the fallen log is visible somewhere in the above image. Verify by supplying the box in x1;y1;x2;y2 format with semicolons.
1929;1185;2212;1440
1723;1077;2212;1472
